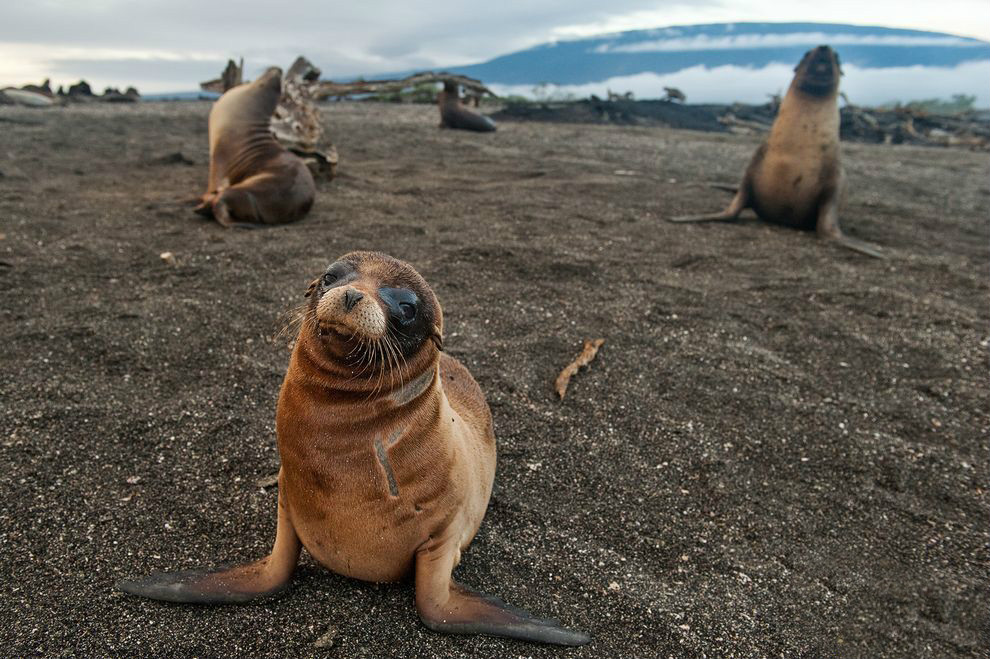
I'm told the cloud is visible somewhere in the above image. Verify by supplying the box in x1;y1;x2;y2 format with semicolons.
595;32;986;53
0;0;690;84
2;1;988;92
490;59;990;107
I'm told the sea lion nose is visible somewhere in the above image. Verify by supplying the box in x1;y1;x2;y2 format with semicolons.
344;288;364;312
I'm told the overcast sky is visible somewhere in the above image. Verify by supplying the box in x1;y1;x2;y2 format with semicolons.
2;1;989;92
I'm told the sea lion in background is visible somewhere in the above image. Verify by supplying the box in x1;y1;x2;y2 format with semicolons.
118;252;589;647
669;45;883;258
438;81;496;132
194;67;315;228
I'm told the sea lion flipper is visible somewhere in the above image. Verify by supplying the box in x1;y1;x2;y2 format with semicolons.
118;479;301;604
414;543;590;646
816;191;885;258
669;188;748;223
831;234;886;259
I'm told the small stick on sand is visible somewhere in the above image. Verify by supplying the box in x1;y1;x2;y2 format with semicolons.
255;473;280;489
555;338;605;400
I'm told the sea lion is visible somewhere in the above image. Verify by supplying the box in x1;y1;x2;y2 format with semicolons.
118;252;589;647
438;81;496;132
194;67;315;228
669;45;883;258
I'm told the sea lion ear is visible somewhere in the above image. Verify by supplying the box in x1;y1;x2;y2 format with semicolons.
430;324;443;351
304;279;319;298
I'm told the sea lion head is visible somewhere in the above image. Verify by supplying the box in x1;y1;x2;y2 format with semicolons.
305;251;443;368
254;66;283;94
244;67;283;115
793;45;842;97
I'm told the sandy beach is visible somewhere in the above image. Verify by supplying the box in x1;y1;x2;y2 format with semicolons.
0;100;987;658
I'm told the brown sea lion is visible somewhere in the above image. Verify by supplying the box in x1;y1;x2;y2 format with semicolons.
438;81;496;132
118;252;589;647
194;67;315;228
669;45;883;258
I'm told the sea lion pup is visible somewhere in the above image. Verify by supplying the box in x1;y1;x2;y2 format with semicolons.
118;252;589;647
438;81;496;132
194;67;315;228
669;46;883;258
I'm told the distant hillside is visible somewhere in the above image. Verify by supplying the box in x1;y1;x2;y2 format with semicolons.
421;22;990;107
447;22;990;84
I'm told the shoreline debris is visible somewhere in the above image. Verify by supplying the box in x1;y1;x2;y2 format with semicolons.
555;338;605;400
493;99;990;150
201;57;339;180
315;71;494;101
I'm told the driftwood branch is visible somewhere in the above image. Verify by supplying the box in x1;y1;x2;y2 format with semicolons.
200;56;339;179
315;72;495;100
200;59;243;94
271;56;338;179
555;339;605;399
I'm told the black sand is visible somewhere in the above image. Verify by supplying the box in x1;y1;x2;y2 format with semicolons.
0;101;987;658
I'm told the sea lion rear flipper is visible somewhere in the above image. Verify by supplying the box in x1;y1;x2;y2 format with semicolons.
669;185;748;223
117;478;301;604
414;541;590;646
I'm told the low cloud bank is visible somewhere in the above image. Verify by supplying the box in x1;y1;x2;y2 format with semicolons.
491;60;990;107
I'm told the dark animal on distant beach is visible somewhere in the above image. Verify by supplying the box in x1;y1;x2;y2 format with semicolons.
438;81;496;132
669;45;883;258
194;67;315;227
118;251;589;647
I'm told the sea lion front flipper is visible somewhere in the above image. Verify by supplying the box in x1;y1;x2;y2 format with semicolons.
414;540;590;646
117;477;301;604
815;189;885;259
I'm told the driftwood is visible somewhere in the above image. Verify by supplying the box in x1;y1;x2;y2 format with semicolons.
555;338;605;400
200;57;339;179
718;101;990;149
607;89;634;101
495;97;988;150
200;59;243;94
315;72;495;100
662;86;686;103
272;56;338;180
1;79;145;106
0;88;55;107
840;105;990;149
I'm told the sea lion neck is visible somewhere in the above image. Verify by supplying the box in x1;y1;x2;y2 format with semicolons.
292;322;441;402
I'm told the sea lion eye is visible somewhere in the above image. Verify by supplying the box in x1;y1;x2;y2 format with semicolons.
322;272;337;286
379;287;420;325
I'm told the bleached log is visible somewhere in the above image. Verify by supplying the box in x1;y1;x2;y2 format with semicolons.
314;71;495;100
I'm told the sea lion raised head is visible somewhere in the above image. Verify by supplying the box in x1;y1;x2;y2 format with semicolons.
303;251;443;371
668;44;883;258
118;251;589;646
438;81;497;133
793;45;842;97
195;66;316;228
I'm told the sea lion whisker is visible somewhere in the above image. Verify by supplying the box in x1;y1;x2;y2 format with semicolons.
386;331;407;390
381;332;401;392
390;338;405;391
